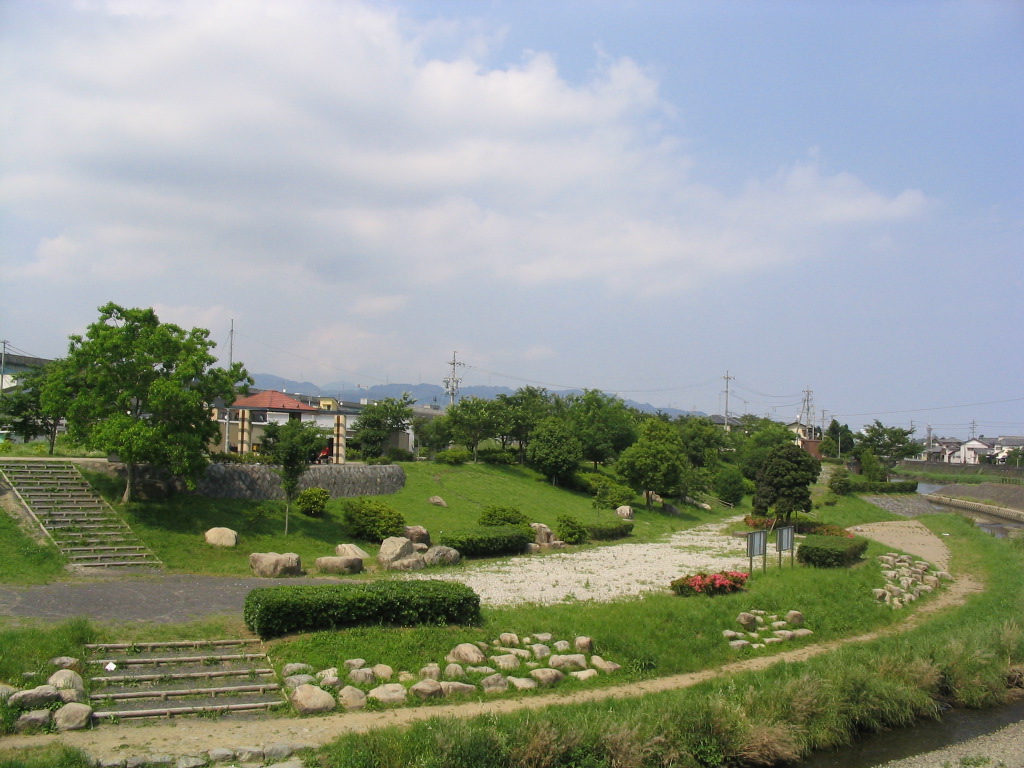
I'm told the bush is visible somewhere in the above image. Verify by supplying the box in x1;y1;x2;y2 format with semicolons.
365;456;393;466
828;466;851;495
671;570;748;597
584;474;636;510
437;526;534;558
555;514;588;545
847;476;918;494
243;580;481;639
386;448;415;462
477;447;516;465
713;466;746;506
477;506;532;529
586;519;634;541
341;498;406;541
744;515;852;538
796;534;869;568
435;448;471;465
295;487;330;518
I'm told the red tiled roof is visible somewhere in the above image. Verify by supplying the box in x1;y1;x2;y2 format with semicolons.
231;391;319;412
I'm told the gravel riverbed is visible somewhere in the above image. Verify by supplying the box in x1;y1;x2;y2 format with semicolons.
406;517;750;605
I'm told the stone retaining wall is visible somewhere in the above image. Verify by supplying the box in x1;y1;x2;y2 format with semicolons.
922;494;1024;523
195;463;405;500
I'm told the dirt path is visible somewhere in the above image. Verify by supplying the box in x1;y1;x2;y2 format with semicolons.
0;520;984;763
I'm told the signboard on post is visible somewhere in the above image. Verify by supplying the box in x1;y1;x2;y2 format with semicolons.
746;529;768;573
776;525;795;567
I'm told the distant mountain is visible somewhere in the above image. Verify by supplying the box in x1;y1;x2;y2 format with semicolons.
250;374;699;419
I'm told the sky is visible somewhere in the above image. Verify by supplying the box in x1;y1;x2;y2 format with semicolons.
2;0;1022;439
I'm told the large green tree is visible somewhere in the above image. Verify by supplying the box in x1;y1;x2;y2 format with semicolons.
820;418;857;458
735;419;797;480
856;420;920;463
47;303;249;502
752;443;821;523
0;363;68;453
261;418;330;535
498;386;552;464
526;417;583;486
352;394;415;458
565;390;637;469
446;396;498;462
616;418;693;508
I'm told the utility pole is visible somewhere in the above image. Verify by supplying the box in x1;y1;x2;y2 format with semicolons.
722;370;734;432
443;351;464;406
0;339;7;405
223;321;234;452
970;419;977;439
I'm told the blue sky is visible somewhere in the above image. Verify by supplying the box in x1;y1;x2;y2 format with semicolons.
2;0;1022;438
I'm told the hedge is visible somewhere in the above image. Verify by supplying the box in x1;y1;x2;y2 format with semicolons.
585;519;634;541
555;515;588;545
341;497;406;542
243;580;481;639
847;478;919;494
796;534;869;568
437;525;534;557
477;506;532;529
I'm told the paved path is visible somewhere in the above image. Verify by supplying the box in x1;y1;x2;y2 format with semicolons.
0;574;353;623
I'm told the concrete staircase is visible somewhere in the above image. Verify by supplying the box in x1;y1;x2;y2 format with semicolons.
0;459;162;571
85;639;284;721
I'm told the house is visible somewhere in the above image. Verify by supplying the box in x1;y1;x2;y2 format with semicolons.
0;353;52;395
946;438;995;465
786;420;822;459
213;390;353;463
993;436;1024;464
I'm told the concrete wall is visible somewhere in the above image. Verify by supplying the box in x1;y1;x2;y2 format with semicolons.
194;463;405;500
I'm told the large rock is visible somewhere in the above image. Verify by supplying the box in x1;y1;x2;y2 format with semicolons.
574;636;594;653
530;522;554;546
336;543;370;559
549;654;588;671
389;554;426;571
367;683;407;705
423;546;461;566
54;702;93;731
490;654;520;671
410;679;443;700
736;612;758;632
447;643;487;665
315;556;363;574
439;681;477;696
403;525;431;546
349;668;376;685
15;710;51;732
529;668;565;686
590;655;621;674
615;505;634;519
47;669;84;691
337;686;366;711
291;684;335;714
249;552;302;577
8;685;60;709
480;674;509;693
377;537;414;569
428;496;448;507
205;527;238;547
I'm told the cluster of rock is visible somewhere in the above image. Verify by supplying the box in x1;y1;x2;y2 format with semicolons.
0;658;92;733
284;632;622;715
377;527;461;572
723;610;813;650
526;522;569;553
873;553;951;609
92;744;310;768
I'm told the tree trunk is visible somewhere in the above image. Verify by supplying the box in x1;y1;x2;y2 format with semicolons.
284;500;290;536
122;463;136;504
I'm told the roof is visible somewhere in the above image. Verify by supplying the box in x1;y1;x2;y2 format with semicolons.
231;390;319;412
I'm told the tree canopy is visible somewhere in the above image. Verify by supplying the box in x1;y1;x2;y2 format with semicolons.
564;390;637;469
352;394;414;458
615;418;691;508
0;363;67;453
48;303;250;502
526;417;583;486
752;443;821;523
856;420;920;462
261;418;330;534
446;396;498;462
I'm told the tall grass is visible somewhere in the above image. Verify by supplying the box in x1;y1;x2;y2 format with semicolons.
0;746;95;768
0;512;67;584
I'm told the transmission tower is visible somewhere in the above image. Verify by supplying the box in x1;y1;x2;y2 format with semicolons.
443;351;465;406
721;371;734;431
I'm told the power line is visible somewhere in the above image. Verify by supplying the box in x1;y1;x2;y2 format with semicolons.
834;395;1024;419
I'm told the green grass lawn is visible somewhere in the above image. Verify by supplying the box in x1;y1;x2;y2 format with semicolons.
0;509;67;585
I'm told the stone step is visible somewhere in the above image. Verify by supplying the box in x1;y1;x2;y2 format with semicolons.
91;698;283;720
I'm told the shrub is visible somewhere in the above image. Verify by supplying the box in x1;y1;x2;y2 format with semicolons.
586;519;634;541
385;448;415;462
671;570;748;597
295;487;330;518
797;534;869;568
828;466;851;495
341;498;406;541
477;447;516;465
847;476;918;494
243;580;481;639
437;526;534;558
435;448;471;465
713;466;747;506
585;474;636;510
555;514;588;545
743;515;853;538
477;506;532;529
365;456;392;466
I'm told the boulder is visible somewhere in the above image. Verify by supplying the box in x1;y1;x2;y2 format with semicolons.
15;709;51;732
574;636;593;653
283;663;314;677
571;669;599;682
410;679;443;700
344;658;366;670
444;663;467;679
792;628;814;639
428;496;448;507
284;674;316;690
508;676;538;690
467;666;496;675
549;654;588;671
8;685;60;709
403;525;431;546
372;664;394;681
389;554;426;571
447;643;487;665
524;543;541;554
440;681;477;696
786;610;804;626
377;537;414;569
499;632;520;646
53;702;92;731
348;668;376;685
205;527;238;547
423;546;461;566
553;640;571;652
291;684;335;714
530;522;554;546
420;663;441;680
58;687;87;704
47;669;84;691
315;556;363;574
728;640;751;649
336;543;370;559
480;673;509;693
590;656;621;674
367;683;407;705
490;654;520;671
736;612;758;631
49;656;80;671
529;644;551;659
615;505;634;519
249;552;302;577
529;668;565;686
533;633;553;642
338;685;366;711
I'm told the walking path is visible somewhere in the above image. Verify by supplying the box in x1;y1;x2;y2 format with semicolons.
0;519;989;765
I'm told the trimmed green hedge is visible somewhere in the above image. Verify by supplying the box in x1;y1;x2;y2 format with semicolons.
437;525;534;557
796;534;869;568
555;514;589;545
243;580;481;639
848;478;919;494
586;519;634;541
477;506;532;529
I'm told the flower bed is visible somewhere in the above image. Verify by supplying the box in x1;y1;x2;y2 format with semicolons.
670;570;748;597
